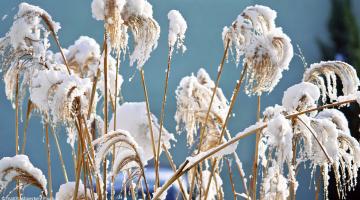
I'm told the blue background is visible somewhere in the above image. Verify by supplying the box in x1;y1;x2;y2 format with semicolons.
1;0;360;199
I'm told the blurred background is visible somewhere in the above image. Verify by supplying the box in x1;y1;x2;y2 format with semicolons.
0;0;360;199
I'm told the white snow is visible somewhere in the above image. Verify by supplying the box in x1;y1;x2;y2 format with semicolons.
55;181;95;200
265;114;293;163
0;155;47;195
109;102;176;164
168;10;187;55
282;82;320;113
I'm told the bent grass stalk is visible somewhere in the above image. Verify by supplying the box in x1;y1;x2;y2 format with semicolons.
152;98;356;199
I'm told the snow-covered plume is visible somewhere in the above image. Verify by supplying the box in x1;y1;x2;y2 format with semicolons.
0;155;47;196
55;36;101;77
109;102;176;163
0;3;61;105
55;181;95;200
50;36;123;109
91;0;160;68
282;82;320;113
168;10;187;55
29;67;93;124
303;61;360;103
263;114;293;164
92;130;147;181
175;68;229;150
223;5;293;95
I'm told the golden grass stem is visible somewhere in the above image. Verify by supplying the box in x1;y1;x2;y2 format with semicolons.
73;135;83;200
204;64;248;200
87;68;101;119
139;68;158;189
50;127;68;182
226;159;237;200
45;122;53;200
103;32;109;200
162;144;189;200
188;167;197;200
15;74;21;200
250;95;261;200
111;52;120;200
289;136;298;200
41;15;71;75
197;39;230;153
155;46;172;189
21;100;32;154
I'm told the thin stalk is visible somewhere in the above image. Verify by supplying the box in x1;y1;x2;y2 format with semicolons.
139;68;158;188
296;116;332;163
204;158;218;200
45;122;53;200
111;51;121;200
155;46;173;189
87;68;101;119
41;15;71;75
204;64;248;200
103;32;109;200
15;74;21;200
197;39;230;153
50;127;68;182
81;115;103;200
21;100;32;154
162;144;189;200
315;166;322;200
231;152;248;195
189;39;230;199
226;159;237;200
153;99;357;199
188;167;197;200
250;95;261;200
73;134;83;200
83;154;88;199
289;136;298;200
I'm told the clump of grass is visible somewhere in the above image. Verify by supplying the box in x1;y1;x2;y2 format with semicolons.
1;1;360;200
